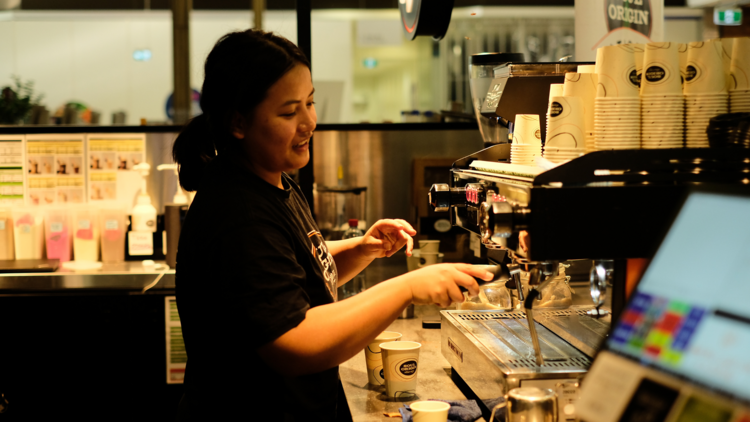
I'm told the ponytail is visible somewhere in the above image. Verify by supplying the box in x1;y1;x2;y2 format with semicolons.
172;114;216;192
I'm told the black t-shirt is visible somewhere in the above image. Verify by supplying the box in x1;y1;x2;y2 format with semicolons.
175;155;340;421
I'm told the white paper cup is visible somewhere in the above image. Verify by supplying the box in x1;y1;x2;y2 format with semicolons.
578;65;596;74
685;40;727;94
730;37;750;90
640;42;682;95
418;240;440;253
547;96;586;148
418;252;441;267
596;44;640;98
513;114;542;146
563;73;598;131
381;341;421;398
410;401;451;422
365;331;402;385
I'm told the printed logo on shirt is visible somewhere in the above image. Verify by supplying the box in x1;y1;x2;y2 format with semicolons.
308;231;338;301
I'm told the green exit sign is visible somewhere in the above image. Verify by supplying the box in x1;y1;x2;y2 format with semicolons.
714;7;742;26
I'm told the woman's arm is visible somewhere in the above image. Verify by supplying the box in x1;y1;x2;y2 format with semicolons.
256;263;493;377
328;219;416;284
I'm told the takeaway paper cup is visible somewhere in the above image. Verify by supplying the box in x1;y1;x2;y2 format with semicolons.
381;341;421;398
513;114;542;146
685;40;727;94
730;37;750;90
563;73;597;131
578;65;596;74
596;44;640;98
365;331;402;385
640;42;682;95
418;240;440;253
410;401;451;422
547;96;586;148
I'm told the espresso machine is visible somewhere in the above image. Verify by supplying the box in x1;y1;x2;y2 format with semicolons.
432;59;750;421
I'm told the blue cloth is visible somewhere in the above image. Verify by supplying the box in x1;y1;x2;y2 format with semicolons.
398;399;482;422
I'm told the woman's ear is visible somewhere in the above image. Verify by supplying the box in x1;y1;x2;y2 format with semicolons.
230;112;247;140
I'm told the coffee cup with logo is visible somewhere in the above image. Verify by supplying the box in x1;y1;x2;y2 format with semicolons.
365;331;402;385
380;341;421;398
596;44;640;98
684;40;727;94
512;114;542;146
640;42;682;95
410;401;451;422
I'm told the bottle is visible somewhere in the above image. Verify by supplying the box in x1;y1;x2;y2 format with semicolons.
340;219;366;299
128;163;159;259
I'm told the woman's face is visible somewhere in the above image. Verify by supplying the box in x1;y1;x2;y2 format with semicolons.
234;64;316;185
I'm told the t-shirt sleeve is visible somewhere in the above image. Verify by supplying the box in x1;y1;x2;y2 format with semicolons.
216;217;311;348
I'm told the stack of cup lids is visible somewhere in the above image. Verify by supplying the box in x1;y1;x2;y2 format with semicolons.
729;37;750;113
544;96;586;162
684;40;729;148
640;42;685;149
594;44;641;151
563;72;598;153
546;84;564;137
511;114;543;165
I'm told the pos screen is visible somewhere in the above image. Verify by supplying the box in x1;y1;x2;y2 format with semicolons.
606;190;750;402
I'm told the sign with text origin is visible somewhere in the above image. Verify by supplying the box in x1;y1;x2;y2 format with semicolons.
575;0;664;61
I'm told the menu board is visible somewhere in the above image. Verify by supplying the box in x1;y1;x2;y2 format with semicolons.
86;134;145;207
0;135;25;206
25;134;86;206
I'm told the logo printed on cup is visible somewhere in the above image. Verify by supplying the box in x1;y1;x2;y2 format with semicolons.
629;69;639;87
550;102;563;117
534;129;541;139
685;65;698;82
399;360;418;376
645;66;666;82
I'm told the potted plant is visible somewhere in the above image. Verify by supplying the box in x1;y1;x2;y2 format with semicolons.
0;76;43;125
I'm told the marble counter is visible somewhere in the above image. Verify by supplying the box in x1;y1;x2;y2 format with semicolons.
340;304;487;422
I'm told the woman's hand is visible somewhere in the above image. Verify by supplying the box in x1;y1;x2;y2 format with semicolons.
404;263;494;308
359;219;417;259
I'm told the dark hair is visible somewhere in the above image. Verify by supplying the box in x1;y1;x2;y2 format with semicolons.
172;29;311;191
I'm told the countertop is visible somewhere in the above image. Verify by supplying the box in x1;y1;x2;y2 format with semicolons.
340;304;487;422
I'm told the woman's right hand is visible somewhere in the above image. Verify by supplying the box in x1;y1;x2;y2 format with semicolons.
404;264;494;308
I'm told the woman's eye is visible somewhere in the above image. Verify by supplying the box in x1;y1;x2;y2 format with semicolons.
307;101;316;107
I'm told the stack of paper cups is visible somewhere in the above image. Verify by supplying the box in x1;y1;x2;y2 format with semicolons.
640;42;684;149
544;96;586;162
595;44;641;150
546;84;564;137
684;40;729;148
511;114;542;165
563;72;597;152
730;37;750;113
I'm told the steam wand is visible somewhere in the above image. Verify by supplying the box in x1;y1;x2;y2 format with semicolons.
523;263;558;367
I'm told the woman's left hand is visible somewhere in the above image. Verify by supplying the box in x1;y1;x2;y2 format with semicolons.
360;219;417;259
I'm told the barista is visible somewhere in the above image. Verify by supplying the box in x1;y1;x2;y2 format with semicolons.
172;29;493;421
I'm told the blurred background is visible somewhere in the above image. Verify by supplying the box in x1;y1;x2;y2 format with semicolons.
0;0;718;125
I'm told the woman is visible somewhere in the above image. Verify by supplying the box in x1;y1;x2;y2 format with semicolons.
173;29;493;421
